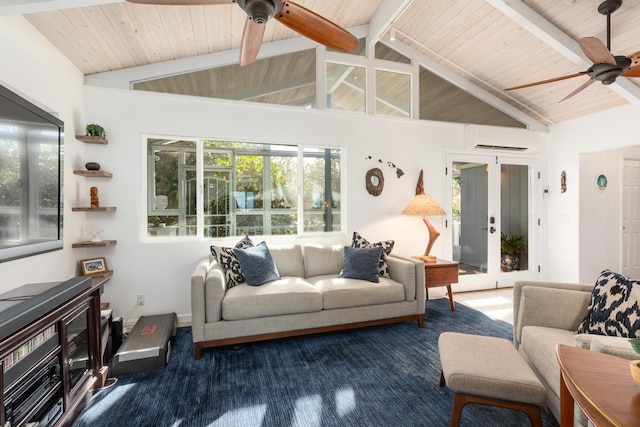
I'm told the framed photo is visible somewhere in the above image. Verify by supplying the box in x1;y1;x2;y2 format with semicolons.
595;174;608;192
80;257;108;276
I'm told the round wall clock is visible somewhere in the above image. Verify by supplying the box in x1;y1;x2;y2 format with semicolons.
595;174;607;192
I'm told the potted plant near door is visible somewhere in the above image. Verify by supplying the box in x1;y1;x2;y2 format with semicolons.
500;232;527;272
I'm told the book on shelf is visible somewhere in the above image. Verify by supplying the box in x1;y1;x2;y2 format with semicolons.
3;324;57;371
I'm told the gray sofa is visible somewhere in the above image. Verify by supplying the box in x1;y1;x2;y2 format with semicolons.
191;244;425;359
513;280;636;425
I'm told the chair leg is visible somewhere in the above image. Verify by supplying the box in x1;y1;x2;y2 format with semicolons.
439;371;446;387
449;393;468;427
447;393;543;427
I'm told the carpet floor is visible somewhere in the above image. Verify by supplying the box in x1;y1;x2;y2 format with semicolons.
72;298;556;427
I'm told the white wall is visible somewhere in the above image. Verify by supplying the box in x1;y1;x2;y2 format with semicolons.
82;85;470;323
547;104;640;283
0;16;85;291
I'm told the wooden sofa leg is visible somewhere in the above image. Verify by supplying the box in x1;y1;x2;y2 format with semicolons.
195;343;203;360
417;314;424;328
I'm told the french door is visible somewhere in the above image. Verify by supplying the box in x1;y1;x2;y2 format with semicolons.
445;153;541;292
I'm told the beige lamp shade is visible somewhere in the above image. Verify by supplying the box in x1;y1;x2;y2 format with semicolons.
401;194;446;216
402;193;446;263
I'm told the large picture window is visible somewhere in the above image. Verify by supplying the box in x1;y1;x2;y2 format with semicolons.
146;138;341;239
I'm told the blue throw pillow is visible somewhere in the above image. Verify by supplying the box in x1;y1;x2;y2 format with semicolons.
234;241;280;286
351;231;395;278
339;246;384;283
577;269;640;338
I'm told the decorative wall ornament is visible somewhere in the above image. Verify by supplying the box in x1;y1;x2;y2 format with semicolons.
365;156;404;178
366;168;384;196
595;174;607;192
560;171;567;193
90;186;100;208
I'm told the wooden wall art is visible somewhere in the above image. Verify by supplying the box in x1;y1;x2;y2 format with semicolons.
366;168;384;196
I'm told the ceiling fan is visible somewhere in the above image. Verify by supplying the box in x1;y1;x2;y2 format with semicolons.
505;0;640;102
125;0;358;66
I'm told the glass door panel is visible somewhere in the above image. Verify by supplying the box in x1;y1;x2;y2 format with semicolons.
447;154;538;291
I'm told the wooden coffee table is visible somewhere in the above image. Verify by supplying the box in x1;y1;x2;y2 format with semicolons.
424;259;459;311
556;344;640;427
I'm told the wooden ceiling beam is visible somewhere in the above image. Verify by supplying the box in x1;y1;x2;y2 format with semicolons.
0;0;121;16
486;0;640;107
367;0;413;48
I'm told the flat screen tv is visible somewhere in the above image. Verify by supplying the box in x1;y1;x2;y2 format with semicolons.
0;84;63;262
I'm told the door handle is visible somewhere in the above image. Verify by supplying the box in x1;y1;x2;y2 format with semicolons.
489;227;496;233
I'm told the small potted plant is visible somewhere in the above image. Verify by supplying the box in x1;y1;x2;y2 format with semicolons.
85;123;105;139
500;232;527;272
629;334;640;384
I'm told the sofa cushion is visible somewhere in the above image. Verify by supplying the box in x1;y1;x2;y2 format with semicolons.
303;245;344;278
222;277;322;321
308;275;405;310
210;235;254;289
269;245;305;277
520;326;577;400
339;246;383;283
351;231;394;278
577;269;640;338
234;241;280;286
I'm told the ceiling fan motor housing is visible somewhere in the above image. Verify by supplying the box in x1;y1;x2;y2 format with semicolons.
237;0;283;25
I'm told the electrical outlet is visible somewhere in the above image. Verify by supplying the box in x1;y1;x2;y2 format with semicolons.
136;294;145;306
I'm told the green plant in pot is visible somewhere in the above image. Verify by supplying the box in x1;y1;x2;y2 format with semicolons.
629;334;640;385
500;232;527;272
86;123;105;139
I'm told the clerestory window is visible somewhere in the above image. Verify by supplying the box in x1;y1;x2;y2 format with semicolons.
145;137;341;239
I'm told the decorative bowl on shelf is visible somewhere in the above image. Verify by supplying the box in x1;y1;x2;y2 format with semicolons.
85;162;101;171
630;360;640;385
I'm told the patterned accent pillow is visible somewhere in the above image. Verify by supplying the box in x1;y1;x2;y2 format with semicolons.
210;236;254;289
577;269;640;338
351;231;395;278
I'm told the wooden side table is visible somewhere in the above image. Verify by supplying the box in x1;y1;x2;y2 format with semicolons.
557;344;640;426
424;259;459;311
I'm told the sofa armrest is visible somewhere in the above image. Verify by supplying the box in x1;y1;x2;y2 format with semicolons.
588;336;637;360
191;257;226;342
387;255;425;306
513;281;592;348
514;284;591;348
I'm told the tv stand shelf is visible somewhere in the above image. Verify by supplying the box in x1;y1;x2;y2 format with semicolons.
72;240;117;248
0;277;107;427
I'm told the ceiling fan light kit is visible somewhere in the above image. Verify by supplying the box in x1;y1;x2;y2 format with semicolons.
505;0;640;101
126;0;357;66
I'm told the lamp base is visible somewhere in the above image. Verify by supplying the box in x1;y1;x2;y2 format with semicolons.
414;255;437;263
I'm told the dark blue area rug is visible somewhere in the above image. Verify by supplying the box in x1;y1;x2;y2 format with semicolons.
73;298;556;427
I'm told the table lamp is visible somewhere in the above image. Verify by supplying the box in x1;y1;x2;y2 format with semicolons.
401;170;446;263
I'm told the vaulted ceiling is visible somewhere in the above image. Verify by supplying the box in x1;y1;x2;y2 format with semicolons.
4;0;640;129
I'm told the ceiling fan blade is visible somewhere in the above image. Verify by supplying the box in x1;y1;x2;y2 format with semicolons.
504;71;588;91
125;0;233;4
622;51;640;77
239;17;266;66
559;78;596;103
274;1;357;52
579;37;616;65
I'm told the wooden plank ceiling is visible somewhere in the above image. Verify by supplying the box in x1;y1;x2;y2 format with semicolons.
15;0;640;126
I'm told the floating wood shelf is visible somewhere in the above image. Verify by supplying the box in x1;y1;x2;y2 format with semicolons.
90;270;113;283
72;207;117;212
74;170;112;178
72;240;117;248
76;135;108;144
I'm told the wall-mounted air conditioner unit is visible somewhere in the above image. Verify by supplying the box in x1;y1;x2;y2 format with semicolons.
464;124;545;153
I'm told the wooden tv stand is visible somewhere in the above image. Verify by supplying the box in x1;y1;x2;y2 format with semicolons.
0;275;108;427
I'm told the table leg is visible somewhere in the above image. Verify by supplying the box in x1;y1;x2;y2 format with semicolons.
559;371;574;426
446;284;455;311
